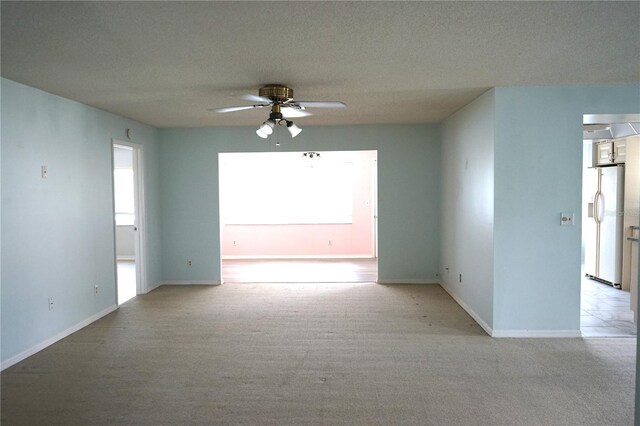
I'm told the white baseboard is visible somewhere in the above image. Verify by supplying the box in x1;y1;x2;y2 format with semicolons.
439;283;494;336
377;279;439;284
491;330;582;338
1;304;118;371
222;255;375;260
143;281;162;294
158;281;222;286
440;284;581;338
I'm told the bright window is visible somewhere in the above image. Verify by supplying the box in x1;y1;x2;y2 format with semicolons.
114;169;135;226
221;158;353;225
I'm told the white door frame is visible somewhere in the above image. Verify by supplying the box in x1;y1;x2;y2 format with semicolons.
112;139;147;297
372;157;378;259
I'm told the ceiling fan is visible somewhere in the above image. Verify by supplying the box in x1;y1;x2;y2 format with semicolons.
211;84;346;138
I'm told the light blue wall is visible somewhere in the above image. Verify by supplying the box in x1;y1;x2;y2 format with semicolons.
441;89;495;329
4;77;637;369
493;85;640;331
158;125;441;283
1;78;162;364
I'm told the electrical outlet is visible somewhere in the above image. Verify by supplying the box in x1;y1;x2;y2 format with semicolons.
328;239;333;246
560;212;574;226
95;285;99;295
41;165;48;179
233;240;236;246
459;273;462;283
48;297;54;310
187;260;192;267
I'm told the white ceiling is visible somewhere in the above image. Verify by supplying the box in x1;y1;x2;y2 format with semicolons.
1;1;638;128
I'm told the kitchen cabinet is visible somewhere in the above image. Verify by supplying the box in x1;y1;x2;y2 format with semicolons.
593;139;626;166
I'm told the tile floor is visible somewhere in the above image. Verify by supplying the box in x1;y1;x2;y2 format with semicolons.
117;260;136;304
581;276;636;337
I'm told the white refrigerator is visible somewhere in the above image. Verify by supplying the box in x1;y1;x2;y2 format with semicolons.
584;165;625;288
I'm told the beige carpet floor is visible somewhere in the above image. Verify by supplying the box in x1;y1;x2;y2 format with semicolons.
1;283;635;425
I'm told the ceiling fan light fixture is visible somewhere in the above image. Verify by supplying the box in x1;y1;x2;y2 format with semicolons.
259;120;275;135
211;85;345;139
287;121;302;138
256;128;269;138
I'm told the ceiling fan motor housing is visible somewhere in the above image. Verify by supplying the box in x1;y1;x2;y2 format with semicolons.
259;84;294;102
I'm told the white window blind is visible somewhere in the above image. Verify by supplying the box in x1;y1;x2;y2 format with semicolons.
222;160;353;225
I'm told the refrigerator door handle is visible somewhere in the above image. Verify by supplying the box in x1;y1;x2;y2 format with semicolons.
594;191;602;224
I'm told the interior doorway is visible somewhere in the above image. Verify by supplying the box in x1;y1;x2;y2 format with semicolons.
218;150;378;283
112;141;145;304
580;114;640;337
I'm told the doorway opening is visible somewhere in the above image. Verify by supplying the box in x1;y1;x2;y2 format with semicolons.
219;150;378;283
113;141;145;304
580;114;640;337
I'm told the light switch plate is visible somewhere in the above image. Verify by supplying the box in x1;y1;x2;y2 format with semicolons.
560;212;574;226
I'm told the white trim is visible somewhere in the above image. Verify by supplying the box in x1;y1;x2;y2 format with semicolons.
133;144;147;294
116;256;135;261
158;281;222;286
222;254;375;260
143;281;162;294
113;139;148;295
377;279;439;284
491;330;582;338
372;157;378;259
440;283;581;338
1;305;118;371
440;283;494;336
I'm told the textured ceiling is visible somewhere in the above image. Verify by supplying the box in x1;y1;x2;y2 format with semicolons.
1;1;639;128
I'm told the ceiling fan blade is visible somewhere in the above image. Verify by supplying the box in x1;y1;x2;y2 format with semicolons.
296;101;347;109
210;105;266;113
281;107;313;118
241;94;273;104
